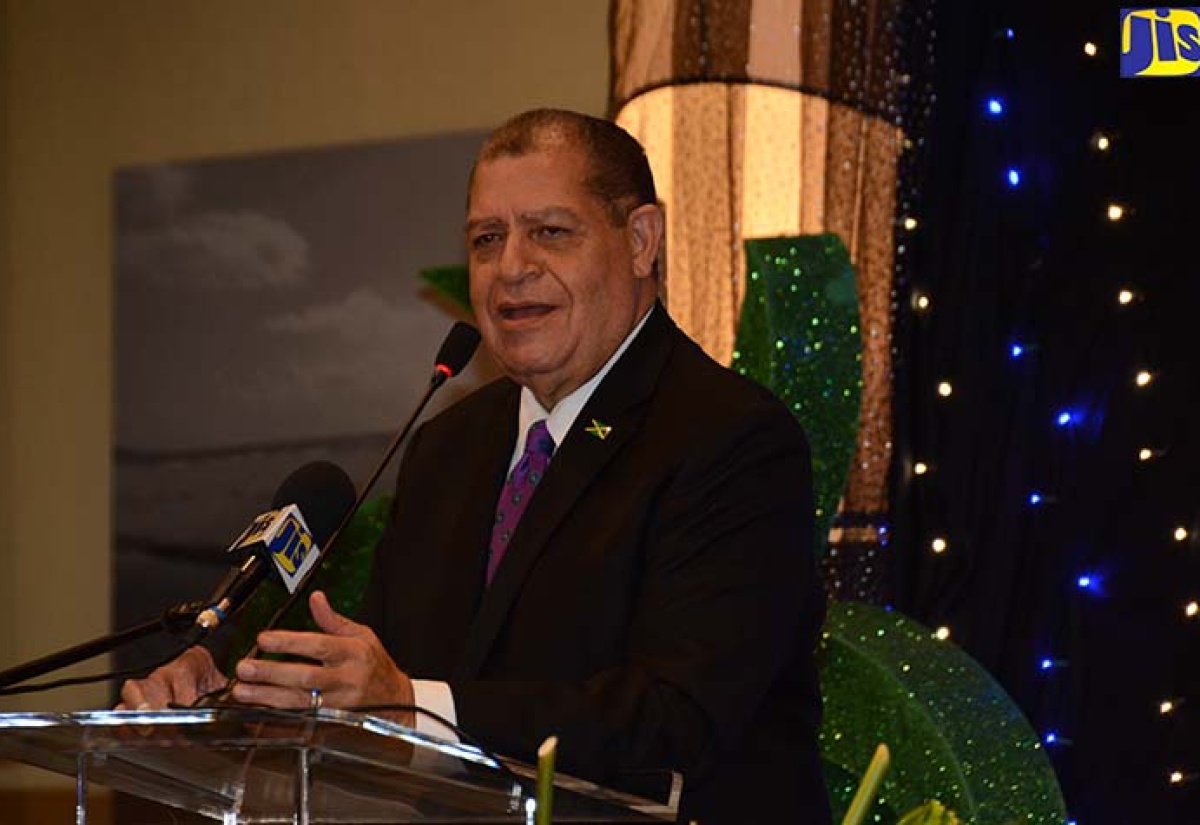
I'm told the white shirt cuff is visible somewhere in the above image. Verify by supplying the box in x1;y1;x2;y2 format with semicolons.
411;679;460;744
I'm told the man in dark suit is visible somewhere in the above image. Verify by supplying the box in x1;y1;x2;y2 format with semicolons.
122;109;830;824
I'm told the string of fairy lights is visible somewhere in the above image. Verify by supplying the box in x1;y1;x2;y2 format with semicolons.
1070;31;1196;807
903;17;1195;820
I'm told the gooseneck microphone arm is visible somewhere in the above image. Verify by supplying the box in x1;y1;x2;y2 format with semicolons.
0;322;480;698
0;601;206;692
246;322;481;650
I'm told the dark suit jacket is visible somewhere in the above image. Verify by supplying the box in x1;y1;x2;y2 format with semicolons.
363;305;831;824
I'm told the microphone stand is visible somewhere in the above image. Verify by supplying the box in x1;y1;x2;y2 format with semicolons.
212;321;477;665
0;323;479;699
234;367;453;664
204;320;479;707
0;601;205;691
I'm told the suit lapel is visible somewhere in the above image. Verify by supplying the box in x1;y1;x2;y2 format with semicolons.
429;381;519;656
455;305;679;677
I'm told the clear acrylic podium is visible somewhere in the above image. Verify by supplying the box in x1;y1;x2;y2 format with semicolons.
0;708;677;823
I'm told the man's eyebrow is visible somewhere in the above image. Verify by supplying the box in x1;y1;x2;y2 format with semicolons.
516;206;581;224
465;207;582;235
464;217;502;235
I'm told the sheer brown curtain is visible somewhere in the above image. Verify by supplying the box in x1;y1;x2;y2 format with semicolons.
611;0;915;597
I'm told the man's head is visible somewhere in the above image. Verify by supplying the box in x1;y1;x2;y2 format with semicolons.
465;109;664;409
471;109;658;226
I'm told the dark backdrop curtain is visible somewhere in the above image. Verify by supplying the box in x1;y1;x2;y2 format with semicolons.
893;2;1200;821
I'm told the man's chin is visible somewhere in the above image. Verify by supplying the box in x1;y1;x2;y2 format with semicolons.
495;352;571;397
498;356;559;384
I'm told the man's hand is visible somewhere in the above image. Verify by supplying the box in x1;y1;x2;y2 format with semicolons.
118;645;228;709
232;590;416;727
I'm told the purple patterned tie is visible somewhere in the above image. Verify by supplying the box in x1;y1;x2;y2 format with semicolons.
487;419;555;585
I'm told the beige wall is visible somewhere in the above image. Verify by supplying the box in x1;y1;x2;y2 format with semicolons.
1;0;13;684
0;0;608;800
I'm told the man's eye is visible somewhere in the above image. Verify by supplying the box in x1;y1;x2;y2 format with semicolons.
471;233;501;249
537;225;570;239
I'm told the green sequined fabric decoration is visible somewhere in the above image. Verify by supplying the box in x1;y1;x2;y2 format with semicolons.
819;602;1067;823
734;234;862;551
225;496;392;663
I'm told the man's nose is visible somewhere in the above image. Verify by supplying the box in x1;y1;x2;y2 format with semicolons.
497;234;537;282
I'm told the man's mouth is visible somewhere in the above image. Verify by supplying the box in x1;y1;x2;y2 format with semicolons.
496;303;556;323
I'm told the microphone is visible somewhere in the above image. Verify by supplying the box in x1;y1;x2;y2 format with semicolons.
186;461;356;645
432;322;482;387
0;326;478;697
192;322;482;705
248;322;480;641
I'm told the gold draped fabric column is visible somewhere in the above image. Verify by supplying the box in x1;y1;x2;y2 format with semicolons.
611;0;920;598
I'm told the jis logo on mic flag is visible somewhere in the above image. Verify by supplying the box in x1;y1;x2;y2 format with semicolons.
1121;8;1200;77
230;504;321;594
270;510;314;573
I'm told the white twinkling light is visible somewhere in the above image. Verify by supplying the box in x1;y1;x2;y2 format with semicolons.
914;292;932;311
1185;601;1199;618
1135;370;1154;387
1175;527;1189;542
1107;203;1126;221
1160;700;1176;715
1083;42;1098;57
1117;288;1135;305
937;381;953;397
1139;448;1154;461
931;537;948;554
934;626;951;641
914;461;929;476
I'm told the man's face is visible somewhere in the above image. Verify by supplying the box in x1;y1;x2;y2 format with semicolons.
465;142;660;408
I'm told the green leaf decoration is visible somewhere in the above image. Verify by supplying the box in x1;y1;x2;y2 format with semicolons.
819;603;1067;824
734;234;862;552
420;264;472;314
898;800;962;825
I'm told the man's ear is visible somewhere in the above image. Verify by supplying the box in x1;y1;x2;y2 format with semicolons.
627;203;665;281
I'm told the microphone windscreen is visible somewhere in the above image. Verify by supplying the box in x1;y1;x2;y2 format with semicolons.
270;461;357;546
435;322;481;377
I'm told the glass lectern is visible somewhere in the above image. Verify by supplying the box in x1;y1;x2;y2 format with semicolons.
0;708;677;823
